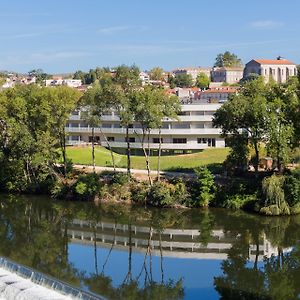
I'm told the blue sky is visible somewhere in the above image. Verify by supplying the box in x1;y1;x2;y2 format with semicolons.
0;0;299;73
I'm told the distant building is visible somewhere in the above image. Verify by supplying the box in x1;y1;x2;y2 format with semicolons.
195;86;238;103
211;67;244;84
173;67;211;82
45;79;82;88
244;57;297;83
139;72;150;85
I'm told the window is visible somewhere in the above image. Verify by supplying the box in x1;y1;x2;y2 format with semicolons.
107;137;115;142
172;123;190;129
153;138;163;143
125;137;135;143
208;138;216;147
197;138;207;144
71;135;80;141
173;138;187;144
101;123;111;128
205;111;215;116
88;136;100;142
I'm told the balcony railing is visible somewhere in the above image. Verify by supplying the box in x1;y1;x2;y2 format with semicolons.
65;127;222;135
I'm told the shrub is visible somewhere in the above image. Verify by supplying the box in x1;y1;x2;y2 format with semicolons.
194;167;215;207
73;173;101;200
221;194;257;210
170;178;191;206
111;173;130;185
284;168;300;207
148;182;174;207
131;182;150;204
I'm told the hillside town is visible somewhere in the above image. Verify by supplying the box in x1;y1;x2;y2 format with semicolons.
1;55;297;154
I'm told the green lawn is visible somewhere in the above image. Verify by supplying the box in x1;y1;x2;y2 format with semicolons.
66;146;229;173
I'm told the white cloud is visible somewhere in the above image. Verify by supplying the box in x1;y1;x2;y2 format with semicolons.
97;26;131;35
250;20;284;29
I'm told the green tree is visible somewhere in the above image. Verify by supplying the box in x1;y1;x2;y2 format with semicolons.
213;78;268;174
196;72;210;89
168;75;176;89
214;51;242;67
132;86;180;184
80;81;116;173
28;69;51;85
112;65;141;177
149;67;164;81
261;175;290;215
174;73;193;88
194;167;215;207
50;86;81;176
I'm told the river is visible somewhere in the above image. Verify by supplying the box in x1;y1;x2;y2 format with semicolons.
0;194;299;300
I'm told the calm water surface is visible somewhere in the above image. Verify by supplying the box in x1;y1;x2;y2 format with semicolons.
0;194;300;300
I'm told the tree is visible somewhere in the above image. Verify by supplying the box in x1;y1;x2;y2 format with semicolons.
112;65;141;177
174;73;193;88
261;175;290;215
50;86;81;176
168;75;176;89
196;72;210;89
149;67;164;81
0;84;80;192
214;51;242;68
80;82;102;173
28;69;51;84
213;77;268;174
81;81;116;173
194;167;215;207
132;86;180;184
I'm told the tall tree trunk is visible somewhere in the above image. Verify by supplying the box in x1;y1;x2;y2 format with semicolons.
61;127;67;177
126;125;131;178
159;231;164;283
253;140;259;176
146;130;152;186
99;128;116;173
134;129;152;185
93;223;98;275
92;127;96;173
157;127;162;181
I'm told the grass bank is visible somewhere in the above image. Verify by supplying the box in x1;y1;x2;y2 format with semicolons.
66;146;229;172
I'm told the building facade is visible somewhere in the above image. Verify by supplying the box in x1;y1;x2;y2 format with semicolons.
244;58;297;83
66;100;226;153
173;67;211;82
211;67;244;84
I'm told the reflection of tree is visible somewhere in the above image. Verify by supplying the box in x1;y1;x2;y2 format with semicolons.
0;196;80;287
83;206;184;300
214;213;300;300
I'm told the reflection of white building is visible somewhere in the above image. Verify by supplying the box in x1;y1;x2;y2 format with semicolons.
244;57;297;83
67;219;292;261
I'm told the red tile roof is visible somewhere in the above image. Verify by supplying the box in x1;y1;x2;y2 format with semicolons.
253;59;295;65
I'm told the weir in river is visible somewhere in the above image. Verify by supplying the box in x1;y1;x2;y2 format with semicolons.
0;257;106;300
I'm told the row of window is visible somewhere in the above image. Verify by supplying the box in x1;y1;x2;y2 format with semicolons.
85;136;216;146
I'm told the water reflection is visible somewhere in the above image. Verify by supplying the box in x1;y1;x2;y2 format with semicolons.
0;195;300;299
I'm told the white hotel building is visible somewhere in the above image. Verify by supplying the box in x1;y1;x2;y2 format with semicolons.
65;87;235;154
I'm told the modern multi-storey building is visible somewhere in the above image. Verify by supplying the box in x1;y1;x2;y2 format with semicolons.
65;87;234;154
244;57;297;83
